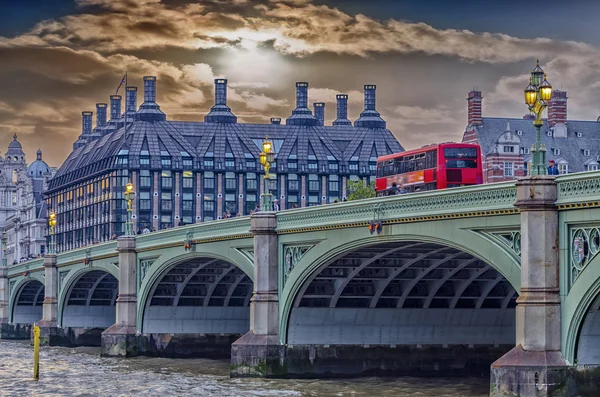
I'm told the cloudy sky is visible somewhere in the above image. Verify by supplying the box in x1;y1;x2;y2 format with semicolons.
2;0;600;166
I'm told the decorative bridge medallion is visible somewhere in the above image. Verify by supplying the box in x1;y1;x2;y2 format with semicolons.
570;227;600;287
284;245;314;282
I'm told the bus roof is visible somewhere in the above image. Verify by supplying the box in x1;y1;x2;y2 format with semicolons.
377;142;479;162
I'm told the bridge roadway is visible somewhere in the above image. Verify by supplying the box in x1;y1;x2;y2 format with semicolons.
2;172;600;396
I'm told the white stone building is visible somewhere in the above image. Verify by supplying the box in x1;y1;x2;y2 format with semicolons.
0;135;56;264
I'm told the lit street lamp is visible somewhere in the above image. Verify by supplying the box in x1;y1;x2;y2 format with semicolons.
48;211;57;254
524;59;553;176
1;231;6;268
259;136;276;211
124;182;135;236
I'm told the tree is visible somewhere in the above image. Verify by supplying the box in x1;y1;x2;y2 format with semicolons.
347;179;376;201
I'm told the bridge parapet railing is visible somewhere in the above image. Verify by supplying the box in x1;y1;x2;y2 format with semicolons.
7;257;44;276
276;181;518;232
556;171;600;207
135;216;253;251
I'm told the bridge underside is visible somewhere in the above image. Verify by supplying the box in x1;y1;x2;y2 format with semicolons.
144;258;252;334
63;270;118;329
13;280;44;324
289;241;517;347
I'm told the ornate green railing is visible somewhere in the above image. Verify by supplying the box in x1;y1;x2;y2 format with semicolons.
276;181;518;232
556;171;600;206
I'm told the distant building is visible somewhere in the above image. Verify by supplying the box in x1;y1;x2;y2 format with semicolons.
46;77;404;251
462;89;600;182
0;136;56;263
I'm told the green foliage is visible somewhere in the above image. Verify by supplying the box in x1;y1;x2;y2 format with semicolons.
347;179;376;201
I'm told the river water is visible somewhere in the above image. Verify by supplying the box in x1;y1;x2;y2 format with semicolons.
0;340;489;396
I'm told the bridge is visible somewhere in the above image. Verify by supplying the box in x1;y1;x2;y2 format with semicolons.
1;173;600;396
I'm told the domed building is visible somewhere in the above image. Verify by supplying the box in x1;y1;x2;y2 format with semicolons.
47;77;404;251
0;137;56;264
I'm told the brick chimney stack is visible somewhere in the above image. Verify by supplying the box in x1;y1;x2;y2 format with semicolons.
467;90;483;126
548;89;567;126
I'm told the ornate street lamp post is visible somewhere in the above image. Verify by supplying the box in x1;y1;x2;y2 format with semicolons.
1;231;6;268
124;182;135;236
259;136;275;211
48;211;57;254
524;59;553;176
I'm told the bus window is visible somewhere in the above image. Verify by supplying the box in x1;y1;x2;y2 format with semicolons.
446;159;478;168
415;153;426;170
444;147;477;158
426;150;437;169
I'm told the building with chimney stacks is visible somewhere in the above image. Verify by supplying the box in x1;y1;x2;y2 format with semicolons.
0;136;56;263
462;88;600;183
48;78;403;251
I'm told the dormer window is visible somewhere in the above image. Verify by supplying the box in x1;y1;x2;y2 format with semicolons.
522;148;530;154
584;149;591;156
554;148;561;155
516;130;523;136
577;132;583;138
503;145;515;153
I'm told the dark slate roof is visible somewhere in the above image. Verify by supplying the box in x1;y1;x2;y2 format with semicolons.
49;120;403;191
471;117;600;172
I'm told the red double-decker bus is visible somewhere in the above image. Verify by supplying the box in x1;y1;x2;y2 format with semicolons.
375;143;483;196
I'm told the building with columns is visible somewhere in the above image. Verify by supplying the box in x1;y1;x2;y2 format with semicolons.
46;77;403;251
462;88;600;183
0;136;55;263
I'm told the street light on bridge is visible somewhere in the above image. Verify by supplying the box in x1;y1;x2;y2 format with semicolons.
259;136;275;212
124;182;135;236
48;211;57;255
524;59;553;176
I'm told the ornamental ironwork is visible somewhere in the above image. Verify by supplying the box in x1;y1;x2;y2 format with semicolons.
138;258;156;289
284;245;313;282
58;271;69;292
570;227;600;286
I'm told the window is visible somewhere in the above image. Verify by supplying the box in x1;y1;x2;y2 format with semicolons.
349;162;358;172
523;148;530;154
225;157;235;169
587;164;599;171
308;195;319;206
504;162;514;177
182;192;193;212
547;131;552;137
140;157;150;166
554;149;561;155
288;161;297;171
204;172;215;189
369;162;377;172
444;148;477;158
246;173;258;190
577;132;583;138
183;158;193;168
139;191;151;210
329;162;338;172
161;157;171;167
328;175;339;192
225;172;237;190
203;193;215;221
558;162;568;175
161;192;172;211
161;171;173;188
288;174;299;191
584;150;591;157
308;174;320;192
517;130;522;136
204;158;214;168
503;146;515;153
308;161;317;171
140;170;151;187
246;160;256;169
182;171;194;188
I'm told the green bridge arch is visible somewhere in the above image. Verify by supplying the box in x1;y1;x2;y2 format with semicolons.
279;215;522;343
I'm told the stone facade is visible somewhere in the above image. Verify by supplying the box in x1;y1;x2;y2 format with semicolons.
0;136;56;264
